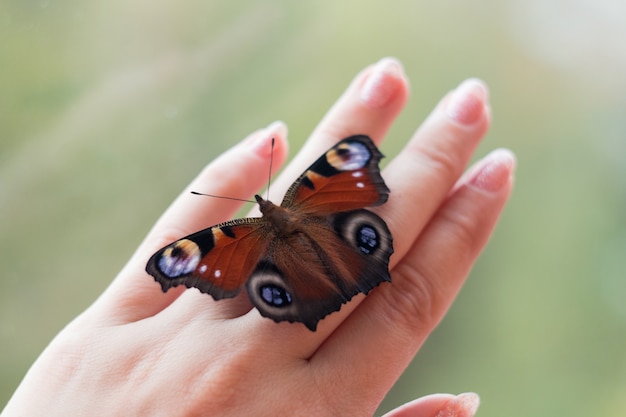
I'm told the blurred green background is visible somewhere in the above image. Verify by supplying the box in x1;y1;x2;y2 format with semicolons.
1;1;625;415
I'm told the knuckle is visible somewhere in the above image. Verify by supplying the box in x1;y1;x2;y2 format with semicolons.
378;205;483;334
438;204;481;264
412;138;463;181
379;263;441;334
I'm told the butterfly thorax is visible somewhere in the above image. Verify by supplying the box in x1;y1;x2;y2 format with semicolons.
255;194;301;236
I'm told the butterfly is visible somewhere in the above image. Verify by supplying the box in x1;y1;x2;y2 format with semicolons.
146;135;393;331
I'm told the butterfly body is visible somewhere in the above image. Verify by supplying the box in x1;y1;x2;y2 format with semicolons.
147;135;393;331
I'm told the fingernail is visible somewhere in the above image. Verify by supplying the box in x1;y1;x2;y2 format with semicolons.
247;121;287;157
469;148;516;192
446;78;489;125
456;392;480;417
265;120;287;138
436;392;481;417
360;57;405;109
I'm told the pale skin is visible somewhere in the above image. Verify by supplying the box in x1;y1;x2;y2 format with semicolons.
2;58;515;417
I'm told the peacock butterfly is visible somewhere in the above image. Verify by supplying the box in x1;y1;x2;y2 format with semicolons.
146;135;393;331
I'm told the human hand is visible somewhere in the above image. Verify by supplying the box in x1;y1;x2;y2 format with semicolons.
2;58;514;417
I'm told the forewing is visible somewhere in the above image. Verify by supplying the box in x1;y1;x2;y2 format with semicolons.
146;218;268;300
281;135;390;214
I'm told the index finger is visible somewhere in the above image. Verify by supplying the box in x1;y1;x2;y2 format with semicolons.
87;122;289;323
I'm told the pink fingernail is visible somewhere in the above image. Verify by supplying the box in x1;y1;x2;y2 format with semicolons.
360;57;405;109
247;121;287;157
457;392;480;417
469;148;516;192
436;392;481;417
446;78;489;125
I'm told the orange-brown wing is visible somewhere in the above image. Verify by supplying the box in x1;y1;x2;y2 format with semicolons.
146;218;268;299
281;135;389;215
245;209;393;331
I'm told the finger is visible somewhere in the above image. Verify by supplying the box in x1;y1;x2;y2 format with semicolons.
317;148;516;405
145;121;288;250
87;122;289;324
265;57;409;207
315;78;491;336
382;393;480;417
233;58;409;343
381;78;490;257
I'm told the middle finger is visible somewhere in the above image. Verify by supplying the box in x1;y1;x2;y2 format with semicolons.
264;57;409;206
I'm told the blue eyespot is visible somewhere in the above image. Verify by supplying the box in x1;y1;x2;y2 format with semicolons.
356;225;379;255
260;285;293;307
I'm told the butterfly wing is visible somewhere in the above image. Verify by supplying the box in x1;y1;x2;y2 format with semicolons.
146;218;268;299
245;209;392;331
281;135;390;214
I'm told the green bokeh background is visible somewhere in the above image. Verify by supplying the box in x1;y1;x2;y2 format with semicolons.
2;1;625;415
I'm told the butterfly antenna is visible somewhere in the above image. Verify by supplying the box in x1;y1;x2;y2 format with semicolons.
191;138;275;204
266;137;275;201
190;191;255;204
